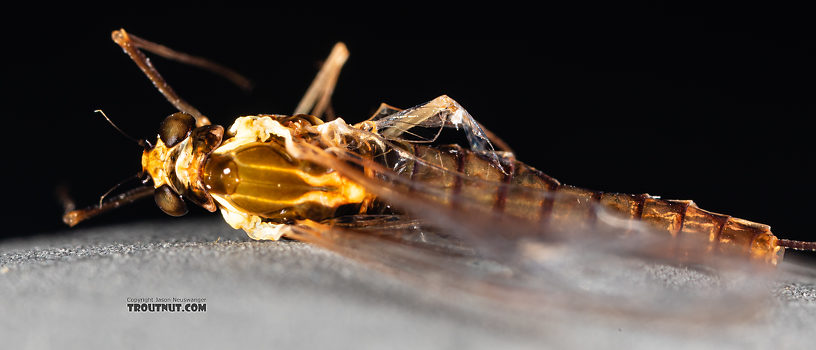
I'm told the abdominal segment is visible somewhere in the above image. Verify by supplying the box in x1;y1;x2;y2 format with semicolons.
392;144;782;264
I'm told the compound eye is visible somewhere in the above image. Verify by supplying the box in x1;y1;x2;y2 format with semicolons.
159;112;196;147
154;184;188;217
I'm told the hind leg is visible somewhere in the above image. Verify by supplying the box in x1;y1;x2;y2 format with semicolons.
294;42;350;120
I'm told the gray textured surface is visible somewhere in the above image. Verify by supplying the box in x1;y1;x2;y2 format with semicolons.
1;217;815;349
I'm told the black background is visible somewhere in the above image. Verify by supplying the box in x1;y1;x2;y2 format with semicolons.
3;4;815;248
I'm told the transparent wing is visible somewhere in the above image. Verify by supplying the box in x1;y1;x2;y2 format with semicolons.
367;95;504;164
288;213;772;325
365;96;516;153
284;103;775;323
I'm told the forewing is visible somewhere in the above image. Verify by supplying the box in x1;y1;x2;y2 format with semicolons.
285;130;774;323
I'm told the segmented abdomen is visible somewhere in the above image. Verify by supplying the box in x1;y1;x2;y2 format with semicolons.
392;144;783;264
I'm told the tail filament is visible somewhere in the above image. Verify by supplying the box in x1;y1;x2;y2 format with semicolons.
778;239;816;251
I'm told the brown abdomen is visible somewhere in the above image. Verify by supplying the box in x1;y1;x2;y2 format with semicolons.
398;144;782;264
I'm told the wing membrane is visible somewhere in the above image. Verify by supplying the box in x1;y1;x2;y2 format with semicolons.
280;98;775;322
289;213;770;325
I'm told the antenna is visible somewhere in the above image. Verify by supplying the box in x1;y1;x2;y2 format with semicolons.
95;110;149;148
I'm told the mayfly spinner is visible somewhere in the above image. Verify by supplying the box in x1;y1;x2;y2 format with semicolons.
64;29;815;272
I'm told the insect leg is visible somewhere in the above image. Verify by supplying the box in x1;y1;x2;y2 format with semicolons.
294;42;350;120
61;185;154;227
112;29;243;127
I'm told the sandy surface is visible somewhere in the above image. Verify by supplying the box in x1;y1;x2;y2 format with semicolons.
1;217;814;349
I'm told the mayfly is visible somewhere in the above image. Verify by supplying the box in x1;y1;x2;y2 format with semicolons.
63;29;815;318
